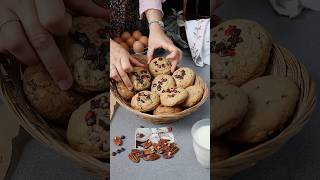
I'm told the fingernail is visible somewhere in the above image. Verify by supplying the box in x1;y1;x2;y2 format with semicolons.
58;79;72;90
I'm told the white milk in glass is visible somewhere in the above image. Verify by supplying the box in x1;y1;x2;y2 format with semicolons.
192;119;210;168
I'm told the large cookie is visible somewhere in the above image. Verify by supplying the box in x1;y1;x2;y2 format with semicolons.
172;67;195;88
61;16;108;92
212;83;248;137
228;76;299;143
23;65;85;124
116;81;136;101
160;87;188;107
211;19;272;85
153;105;182;115
148;57;171;77
182;85;204;108
131;91;160;112
151;74;176;95
129;67;152;91
67;93;109;158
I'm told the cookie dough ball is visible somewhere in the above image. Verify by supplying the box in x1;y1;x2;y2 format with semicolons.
129;67;151;91
60;16;108;93
228;76;299;143
160;87;188;107
182;85;204;108
131;91;160;112
212;83;248;137
151;75;176;95
23;65;85;124
173;67;196;88
116;81;136;101
149;57;171;77
67;93;109;158
211;19;272;85
153;105;182;115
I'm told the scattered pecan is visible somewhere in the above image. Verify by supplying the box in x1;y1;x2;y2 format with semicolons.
113;136;122;146
143;154;160;161
143;140;152;149
128;153;140;163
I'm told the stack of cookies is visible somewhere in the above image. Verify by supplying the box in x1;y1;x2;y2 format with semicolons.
116;57;204;115
211;19;300;162
23;16;110;159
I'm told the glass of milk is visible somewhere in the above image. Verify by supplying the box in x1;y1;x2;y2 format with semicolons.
191;118;210;168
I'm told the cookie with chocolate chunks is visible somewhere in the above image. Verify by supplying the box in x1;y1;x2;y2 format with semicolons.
172;67;195;88
131;91;160;112
60;16;109;93
67;93;110;158
160;87;188;107
149;57;171;77
151;74;176;95
129;67;152;91
116;81;136;101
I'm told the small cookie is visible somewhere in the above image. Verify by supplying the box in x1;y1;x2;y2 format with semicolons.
23;65;85;124
129;67;152;91
182;85;204;108
212;141;231;162
160;87;188;107
228;76;299;143
153;105;182;115
67;93;109;158
148;57;171;77
211;19;272;85
172;67;196;88
131;91;160;112
151;75;176;95
61;16;108;92
212;83;248;137
116;81;136;101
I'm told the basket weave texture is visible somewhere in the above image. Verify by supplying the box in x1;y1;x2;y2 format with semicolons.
0;56;108;179
213;44;317;178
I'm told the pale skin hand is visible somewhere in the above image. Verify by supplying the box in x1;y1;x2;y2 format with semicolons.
110;39;145;90
0;0;107;90
145;9;182;73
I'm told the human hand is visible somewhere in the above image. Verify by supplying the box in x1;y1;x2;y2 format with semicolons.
0;0;107;90
147;23;182;73
110;39;145;90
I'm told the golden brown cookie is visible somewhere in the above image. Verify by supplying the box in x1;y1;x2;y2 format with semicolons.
153;105;182;115
148;57;171;77
131;91;160;112
129;67;152;91
23;65;85;124
172;67;196;88
67;93;109;158
61;16;108;92
182;85;204;108
160;87;188;107
116;81;136;101
151;74;176;95
228;76;299;143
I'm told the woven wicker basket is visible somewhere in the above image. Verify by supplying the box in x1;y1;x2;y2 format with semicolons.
110;56;209;124
213;44;317;178
0;55;108;179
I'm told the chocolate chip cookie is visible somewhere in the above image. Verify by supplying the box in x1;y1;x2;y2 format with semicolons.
129;67;152;91
61;16;109;92
148;57;172;77
160;87;188;107
182;85;204;108
153;105;182;115
131;91;160;112
67;93;109;158
212;83;249;137
228;76;299;143
151;74;176;95
211;19;272;85
172;67;196;88
23;65;85;124
116;81;136;101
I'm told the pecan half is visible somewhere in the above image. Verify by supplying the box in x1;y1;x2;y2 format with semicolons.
143;154;160;161
113;136;122;146
128;153;140;163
